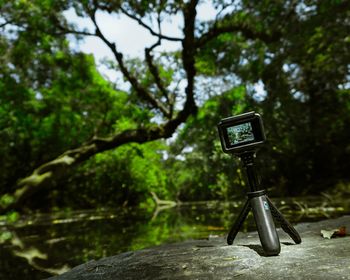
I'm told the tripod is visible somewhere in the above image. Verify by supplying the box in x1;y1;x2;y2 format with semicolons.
227;151;301;256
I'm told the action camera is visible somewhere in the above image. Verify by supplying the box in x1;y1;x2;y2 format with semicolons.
217;111;266;154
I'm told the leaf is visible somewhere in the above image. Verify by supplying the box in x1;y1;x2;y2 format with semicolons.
335;226;347;237
321;229;336;239
320;226;347;239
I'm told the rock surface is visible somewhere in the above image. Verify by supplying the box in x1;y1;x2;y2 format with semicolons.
49;216;350;280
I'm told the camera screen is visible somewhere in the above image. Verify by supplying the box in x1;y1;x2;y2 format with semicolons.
226;122;255;145
217;112;265;153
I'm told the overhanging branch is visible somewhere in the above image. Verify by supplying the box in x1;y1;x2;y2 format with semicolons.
86;7;171;118
144;16;174;116
195;20;281;48
119;6;183;42
0;19;12;28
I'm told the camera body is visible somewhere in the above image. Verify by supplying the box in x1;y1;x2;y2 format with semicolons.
217;111;266;154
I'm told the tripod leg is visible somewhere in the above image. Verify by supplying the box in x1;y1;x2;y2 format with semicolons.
227;199;251;245
266;196;302;244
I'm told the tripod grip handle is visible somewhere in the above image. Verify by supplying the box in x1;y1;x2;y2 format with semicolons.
249;193;281;256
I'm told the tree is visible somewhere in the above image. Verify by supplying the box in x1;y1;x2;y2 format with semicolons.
177;0;350;195
2;0;348;212
1;0;283;212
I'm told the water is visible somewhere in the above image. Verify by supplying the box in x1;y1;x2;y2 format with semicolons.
0;196;349;279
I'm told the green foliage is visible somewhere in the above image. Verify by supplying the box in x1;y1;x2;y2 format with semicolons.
165;86;253;200
1;0;350;212
192;0;350;196
44;141;169;208
0;49;129;195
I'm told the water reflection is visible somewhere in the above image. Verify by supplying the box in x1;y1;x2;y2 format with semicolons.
0;196;349;279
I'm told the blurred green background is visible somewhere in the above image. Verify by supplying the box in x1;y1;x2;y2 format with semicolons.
1;0;349;210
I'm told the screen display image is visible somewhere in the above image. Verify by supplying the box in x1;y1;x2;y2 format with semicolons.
226;122;255;146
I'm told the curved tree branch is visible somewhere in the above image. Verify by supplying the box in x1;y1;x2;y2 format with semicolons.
195;17;281;48
0;19;12;28
144;16;174;116
119;6;183;42
0;95;197;213
87;8;171;119
145;43;173;113
0;127;159;212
